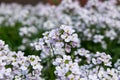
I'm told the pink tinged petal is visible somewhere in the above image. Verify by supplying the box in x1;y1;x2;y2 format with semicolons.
65;44;71;53
70;42;77;48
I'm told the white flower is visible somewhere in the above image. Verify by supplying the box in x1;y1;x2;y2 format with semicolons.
60;25;75;35
0;40;5;50
105;30;117;40
93;35;104;43
20;65;27;71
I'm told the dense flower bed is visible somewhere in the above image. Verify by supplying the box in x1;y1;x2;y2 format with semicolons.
0;0;120;80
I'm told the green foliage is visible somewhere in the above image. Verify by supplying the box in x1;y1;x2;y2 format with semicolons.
0;23;22;51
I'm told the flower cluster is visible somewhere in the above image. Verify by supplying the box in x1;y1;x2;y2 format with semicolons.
19;26;38;37
91;52;112;66
53;55;81;80
0;40;43;80
74;48;112;66
114;59;120;71
30;25;120;80
53;50;120;80
31;25;80;58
